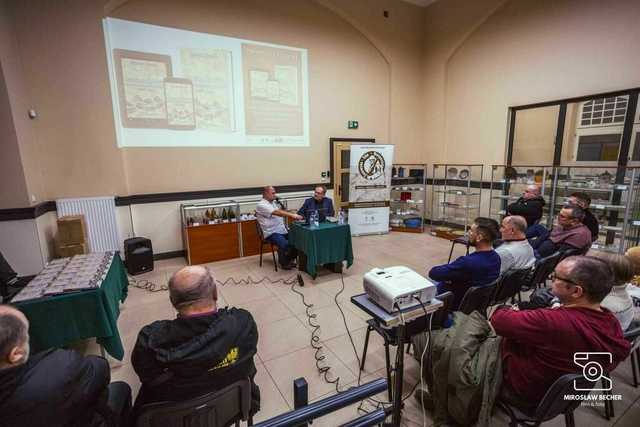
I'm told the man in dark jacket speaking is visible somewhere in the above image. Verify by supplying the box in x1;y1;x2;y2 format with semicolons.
0;305;131;427
507;184;545;227
132;265;260;414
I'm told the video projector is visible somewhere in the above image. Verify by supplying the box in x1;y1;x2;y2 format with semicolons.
363;266;438;313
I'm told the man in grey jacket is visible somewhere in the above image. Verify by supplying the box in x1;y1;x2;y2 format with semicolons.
495;216;535;274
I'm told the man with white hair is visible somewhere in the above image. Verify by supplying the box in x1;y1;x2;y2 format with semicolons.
0;305;131;426
506;184;545;227
495;215;535;274
132;266;260;414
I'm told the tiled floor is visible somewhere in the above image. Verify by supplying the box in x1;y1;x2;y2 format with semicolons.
107;231;640;426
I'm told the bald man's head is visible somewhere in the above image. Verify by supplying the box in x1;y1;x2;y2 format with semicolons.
0;305;29;368
523;185;541;199
168;266;217;313
501;215;527;240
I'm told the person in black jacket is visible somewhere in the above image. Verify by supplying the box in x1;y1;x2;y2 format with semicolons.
568;192;599;242
507;185;546;227
132;265;260;415
0;305;131;427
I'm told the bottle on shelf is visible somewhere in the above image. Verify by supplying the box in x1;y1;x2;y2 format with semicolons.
229;209;236;222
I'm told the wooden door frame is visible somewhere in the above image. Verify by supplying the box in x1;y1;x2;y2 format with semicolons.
329;137;375;187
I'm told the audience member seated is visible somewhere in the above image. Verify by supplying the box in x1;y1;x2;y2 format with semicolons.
531;205;592;258
493;256;630;408
595;250;638;330
429;217;501;309
0;305;131;427
256;185;303;270
413;256;630;424
495;215;535;275
132;266;260;416
568;191;599;242
506;184;545;228
297;185;335;222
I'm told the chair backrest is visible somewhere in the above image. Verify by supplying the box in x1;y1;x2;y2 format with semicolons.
255;218;266;241
533;373;593;421
135;379;252;427
492;268;532;305
431;291;454;328
459;280;499;316
559;246;586;260
530;251;563;286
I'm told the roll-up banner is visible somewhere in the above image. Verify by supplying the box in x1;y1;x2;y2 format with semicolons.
348;144;394;236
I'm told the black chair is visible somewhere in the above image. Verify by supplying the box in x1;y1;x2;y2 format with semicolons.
601;322;640;420
458;280;499;317
359;292;454;400
496;373;593;427
558;246;587;260
491;268;533;307
626;322;640;388
530;251;563;289
256;220;278;272
135;379;254;427
447;236;470;263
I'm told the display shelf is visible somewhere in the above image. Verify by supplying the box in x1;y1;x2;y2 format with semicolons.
390;164;426;232
553;166;640;254
430;163;483;239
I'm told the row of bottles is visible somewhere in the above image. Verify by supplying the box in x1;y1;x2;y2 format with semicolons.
186;208;257;226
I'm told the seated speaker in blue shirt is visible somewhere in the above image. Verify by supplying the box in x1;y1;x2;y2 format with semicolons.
297;185;335;222
429;217;502;310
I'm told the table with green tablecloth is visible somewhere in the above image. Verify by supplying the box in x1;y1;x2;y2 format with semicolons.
289;222;354;278
14;254;129;360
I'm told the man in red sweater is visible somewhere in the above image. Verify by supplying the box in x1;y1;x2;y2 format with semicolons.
492;256;630;405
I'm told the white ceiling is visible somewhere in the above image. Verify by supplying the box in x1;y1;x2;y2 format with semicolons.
400;0;439;7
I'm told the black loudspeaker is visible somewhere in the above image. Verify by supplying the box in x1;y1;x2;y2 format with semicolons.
124;237;154;276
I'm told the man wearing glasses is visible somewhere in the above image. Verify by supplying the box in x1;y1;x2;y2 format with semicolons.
297;185;335;222
492;256;630;410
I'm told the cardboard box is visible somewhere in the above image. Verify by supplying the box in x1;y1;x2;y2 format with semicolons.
55;241;88;258
57;215;87;245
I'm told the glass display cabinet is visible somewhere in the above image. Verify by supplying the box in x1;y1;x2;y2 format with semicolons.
181;200;241;265
551;166;639;254
390;164;427;233
430;164;483;239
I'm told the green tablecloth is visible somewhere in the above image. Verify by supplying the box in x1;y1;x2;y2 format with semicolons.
289;222;354;278
14;254;129;360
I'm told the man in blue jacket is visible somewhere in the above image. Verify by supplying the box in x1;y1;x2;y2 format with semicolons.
429;217;501;309
298;185;335;222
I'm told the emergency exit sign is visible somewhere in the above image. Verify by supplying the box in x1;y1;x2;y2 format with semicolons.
348;120;359;129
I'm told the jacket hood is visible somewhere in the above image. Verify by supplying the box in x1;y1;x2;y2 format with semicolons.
569;307;631;365
145;308;252;368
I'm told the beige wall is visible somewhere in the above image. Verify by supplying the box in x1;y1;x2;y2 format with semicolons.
423;0;640;178
2;0;427;200
0;0;29;208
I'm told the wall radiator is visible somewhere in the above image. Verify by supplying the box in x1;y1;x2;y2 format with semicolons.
56;196;120;252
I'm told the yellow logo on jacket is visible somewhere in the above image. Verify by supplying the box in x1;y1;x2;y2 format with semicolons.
210;347;239;370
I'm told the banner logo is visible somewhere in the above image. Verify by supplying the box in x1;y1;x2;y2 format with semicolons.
358;151;385;181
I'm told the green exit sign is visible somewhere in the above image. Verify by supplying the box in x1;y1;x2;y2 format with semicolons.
348;120;359;129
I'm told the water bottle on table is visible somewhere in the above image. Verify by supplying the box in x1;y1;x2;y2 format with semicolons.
311;210;319;228
338;210;345;225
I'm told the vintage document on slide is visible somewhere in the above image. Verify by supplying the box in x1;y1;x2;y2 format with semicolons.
164;78;196;130
114;49;173;128
181;48;235;132
242;43;303;137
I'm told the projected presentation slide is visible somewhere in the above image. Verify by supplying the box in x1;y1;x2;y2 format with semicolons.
103;18;310;147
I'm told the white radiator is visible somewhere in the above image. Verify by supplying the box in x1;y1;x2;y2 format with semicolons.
56;196;120;252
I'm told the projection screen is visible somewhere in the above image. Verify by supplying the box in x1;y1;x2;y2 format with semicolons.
103;18;310;147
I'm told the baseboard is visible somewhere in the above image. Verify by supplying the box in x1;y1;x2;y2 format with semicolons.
153;250;186;261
